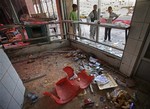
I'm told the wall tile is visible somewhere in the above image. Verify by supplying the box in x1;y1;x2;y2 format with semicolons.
0;63;7;80
1;53;11;70
0;82;11;109
17;79;25;95
0;50;3;63
1;73;16;95
7;65;19;84
7;97;20;109
0;49;24;109
13;86;24;107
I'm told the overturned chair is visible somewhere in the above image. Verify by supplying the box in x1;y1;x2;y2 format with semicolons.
43;77;81;104
63;66;94;89
44;66;94;104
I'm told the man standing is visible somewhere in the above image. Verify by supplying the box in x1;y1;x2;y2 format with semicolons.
104;6;118;42
88;5;98;40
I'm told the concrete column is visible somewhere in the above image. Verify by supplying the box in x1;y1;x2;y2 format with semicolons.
120;0;150;76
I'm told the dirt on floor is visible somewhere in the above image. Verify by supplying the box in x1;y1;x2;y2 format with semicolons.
12;47;143;109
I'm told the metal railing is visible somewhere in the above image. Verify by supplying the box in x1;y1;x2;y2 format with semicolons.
0;20;129;58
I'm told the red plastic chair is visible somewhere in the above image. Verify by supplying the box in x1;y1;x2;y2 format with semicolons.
43;77;80;104
63;66;74;78
77;69;94;89
63;66;94;89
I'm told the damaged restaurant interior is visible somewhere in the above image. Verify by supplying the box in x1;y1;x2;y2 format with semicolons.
0;0;150;109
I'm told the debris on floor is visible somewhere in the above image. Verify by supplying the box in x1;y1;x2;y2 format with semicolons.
26;92;39;104
78;89;87;97
82;98;95;108
96;73;118;90
109;88;134;109
89;84;94;94
94;74;110;85
12;47;139;109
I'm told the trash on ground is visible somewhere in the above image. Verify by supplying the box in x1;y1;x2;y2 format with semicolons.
94;74;110;85
73;57;79;61
130;102;135;109
79;65;85;71
65;53;73;58
97;73;118;90
89;84;94;93
27;92;39;104
89;56;98;63
106;92;111;100
82;98;95;108
110;88;133;109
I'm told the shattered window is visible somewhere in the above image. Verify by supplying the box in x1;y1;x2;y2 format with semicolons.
72;0;136;57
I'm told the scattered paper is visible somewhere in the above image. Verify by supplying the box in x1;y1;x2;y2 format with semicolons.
94;74;109;85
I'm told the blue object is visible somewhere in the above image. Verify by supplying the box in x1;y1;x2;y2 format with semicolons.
130;103;135;109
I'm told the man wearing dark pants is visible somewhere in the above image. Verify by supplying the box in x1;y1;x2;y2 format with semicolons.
88;5;98;40
105;28;111;41
104;6;118;42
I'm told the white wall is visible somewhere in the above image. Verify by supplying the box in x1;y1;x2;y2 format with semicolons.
0;49;25;109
